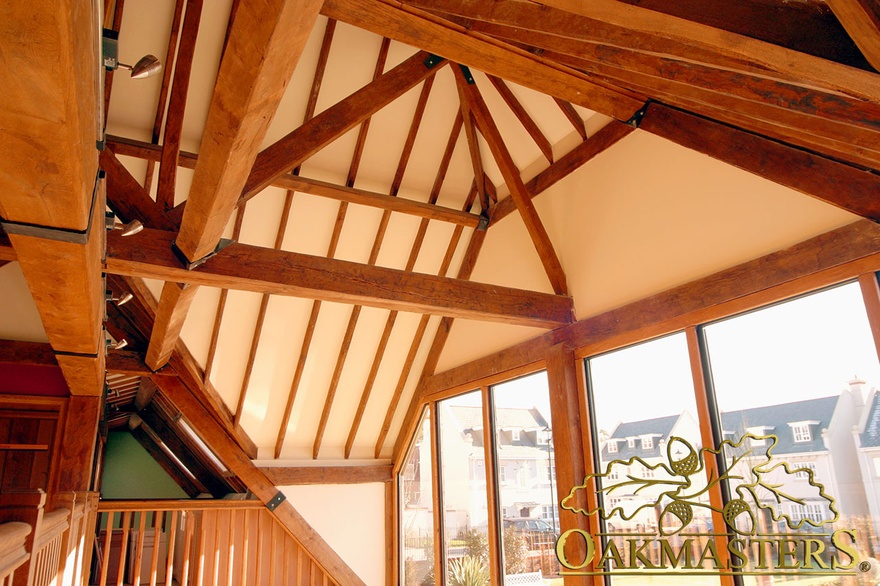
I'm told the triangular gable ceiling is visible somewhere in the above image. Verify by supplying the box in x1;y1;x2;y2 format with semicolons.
2;0;879;469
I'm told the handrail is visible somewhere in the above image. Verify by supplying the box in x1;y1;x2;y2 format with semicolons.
98;499;264;512
92;501;337;586
33;509;69;551
0;522;31;580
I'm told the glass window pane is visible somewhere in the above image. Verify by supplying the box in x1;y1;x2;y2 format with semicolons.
439;391;491;584
491;372;561;583
401;410;436;586
587;332;722;583
704;282;880;584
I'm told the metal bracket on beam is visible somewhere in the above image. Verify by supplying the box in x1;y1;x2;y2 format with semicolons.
458;65;475;85
0;170;103;245
171;238;234;270
477;212;490;231
424;54;443;69
627;103;649;129
265;491;286;511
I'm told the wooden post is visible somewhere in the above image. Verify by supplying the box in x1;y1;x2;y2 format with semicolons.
545;344;593;585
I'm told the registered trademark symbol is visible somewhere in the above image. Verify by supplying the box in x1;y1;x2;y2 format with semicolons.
860;561;872;573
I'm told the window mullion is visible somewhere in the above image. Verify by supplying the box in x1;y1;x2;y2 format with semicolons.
481;385;504;586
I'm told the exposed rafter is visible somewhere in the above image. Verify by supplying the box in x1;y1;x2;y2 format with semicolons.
455;66;569;295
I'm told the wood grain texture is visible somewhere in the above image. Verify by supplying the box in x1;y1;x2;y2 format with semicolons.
175;0;323;263
156;0;203;211
260;465;392;485
456;67;569;295
106;228;575;328
826;0;880;71
321;0;644;120
145;282;199;371
538;0;880;102
242;50;443;200
0;0;98;230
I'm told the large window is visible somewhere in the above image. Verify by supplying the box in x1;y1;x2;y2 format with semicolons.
491;372;561;582
399;275;880;585
401;410;436;586
438;391;491;584
587;333;722;582
702;282;880;580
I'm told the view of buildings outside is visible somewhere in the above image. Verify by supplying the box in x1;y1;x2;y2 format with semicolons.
401;280;880;585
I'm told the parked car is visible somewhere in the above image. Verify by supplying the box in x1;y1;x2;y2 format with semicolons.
502;518;556;548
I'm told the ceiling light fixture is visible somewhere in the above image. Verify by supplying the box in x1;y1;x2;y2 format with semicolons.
117;55;162;79
101;29;162;79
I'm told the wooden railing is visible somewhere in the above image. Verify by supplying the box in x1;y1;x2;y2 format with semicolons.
0;490;99;586
94;500;337;586
0;522;31;585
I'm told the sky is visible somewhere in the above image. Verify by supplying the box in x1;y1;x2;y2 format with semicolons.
589;281;880;433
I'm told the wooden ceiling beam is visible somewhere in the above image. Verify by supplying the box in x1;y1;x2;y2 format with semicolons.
129;424;203;498
313;75;438;460
156;0;203;211
321;0;645;121
490;120;635;223
476;21;880;169
153;374;368;586
138;406;231;497
275;175;481;227
346;111;465;459
234;193;294;423
486;75;554;163
0;1;104;396
241;50;445;201
614;0;869;70
0;340;57;366
175;0;322;263
639;103;880;223
142;0;186;194
105;227;575;329
535;0;880;102
105;137;481;227
203;206;246;384
455;67;569;296
274;41;391;460
825;0;880;71
554;98;588;141
147;0;323;374
102;150;178;231
381;215;487;458
260;465;393;485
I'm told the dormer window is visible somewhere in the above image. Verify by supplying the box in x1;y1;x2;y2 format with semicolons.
510;429;520;442
792;423;811;443
608;441;618;453
642;436;654;450
627;438;636;449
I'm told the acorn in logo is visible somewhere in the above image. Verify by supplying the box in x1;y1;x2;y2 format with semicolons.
659;500;693;536
668;437;699;477
722;499;756;535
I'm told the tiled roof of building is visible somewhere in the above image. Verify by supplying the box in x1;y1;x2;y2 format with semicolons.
720;396;838;455
860;390;880;448
604;414;680;460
